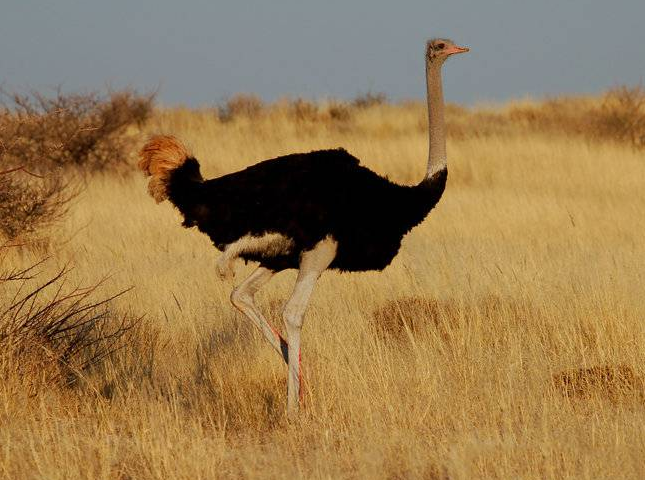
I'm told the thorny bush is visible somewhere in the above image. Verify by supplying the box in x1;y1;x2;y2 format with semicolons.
0;257;139;395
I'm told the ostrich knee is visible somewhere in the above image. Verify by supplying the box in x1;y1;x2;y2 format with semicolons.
282;303;303;360
283;302;304;335
230;285;252;311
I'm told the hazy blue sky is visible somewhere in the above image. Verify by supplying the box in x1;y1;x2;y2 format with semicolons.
1;0;643;106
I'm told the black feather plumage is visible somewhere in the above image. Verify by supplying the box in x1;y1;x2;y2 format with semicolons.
167;148;446;272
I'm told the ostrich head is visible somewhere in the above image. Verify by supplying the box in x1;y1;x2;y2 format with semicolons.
426;38;469;64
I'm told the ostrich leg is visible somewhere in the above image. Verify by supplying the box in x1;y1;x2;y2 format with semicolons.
230;266;288;362
283;238;337;414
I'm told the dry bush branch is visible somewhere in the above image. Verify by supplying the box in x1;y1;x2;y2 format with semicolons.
0;87;154;172
0;262;140;394
0;167;76;241
0;88;154;241
593;85;645;147
0;253;46;281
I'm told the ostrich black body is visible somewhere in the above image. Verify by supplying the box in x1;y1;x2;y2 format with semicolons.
167;148;447;272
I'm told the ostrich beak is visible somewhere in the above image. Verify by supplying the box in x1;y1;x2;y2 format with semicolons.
446;45;469;56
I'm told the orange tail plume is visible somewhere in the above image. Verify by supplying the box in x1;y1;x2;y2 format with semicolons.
138;135;192;203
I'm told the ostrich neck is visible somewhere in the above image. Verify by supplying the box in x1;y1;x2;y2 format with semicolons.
425;61;446;180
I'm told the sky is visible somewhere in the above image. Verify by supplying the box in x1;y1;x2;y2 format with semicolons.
1;0;644;107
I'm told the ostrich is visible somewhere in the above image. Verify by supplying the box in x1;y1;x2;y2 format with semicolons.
138;38;468;414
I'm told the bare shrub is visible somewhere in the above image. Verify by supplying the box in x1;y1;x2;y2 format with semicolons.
446;85;645;148
0;263;139;395
0;167;75;241
325;101;352;122
281;97;351;125
0;253;44;282
593;85;645;147
0;87;154;172
288;98;320;122
218;94;264;122
0;88;151;241
352;91;387;109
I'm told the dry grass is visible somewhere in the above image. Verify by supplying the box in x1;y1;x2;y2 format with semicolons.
2;91;645;479
552;365;645;404
448;85;645;147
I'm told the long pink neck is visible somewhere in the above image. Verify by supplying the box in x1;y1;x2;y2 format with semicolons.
425;61;446;180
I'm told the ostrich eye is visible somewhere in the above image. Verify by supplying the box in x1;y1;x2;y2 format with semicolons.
436;43;445;50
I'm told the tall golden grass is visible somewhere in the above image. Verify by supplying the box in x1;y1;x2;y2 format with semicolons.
2;92;645;479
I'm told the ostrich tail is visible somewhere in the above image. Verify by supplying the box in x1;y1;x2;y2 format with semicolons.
138;135;195;203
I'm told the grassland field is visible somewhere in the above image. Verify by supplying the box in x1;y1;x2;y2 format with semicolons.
2;97;645;479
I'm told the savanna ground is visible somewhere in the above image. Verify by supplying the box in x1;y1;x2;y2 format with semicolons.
2;91;645;479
